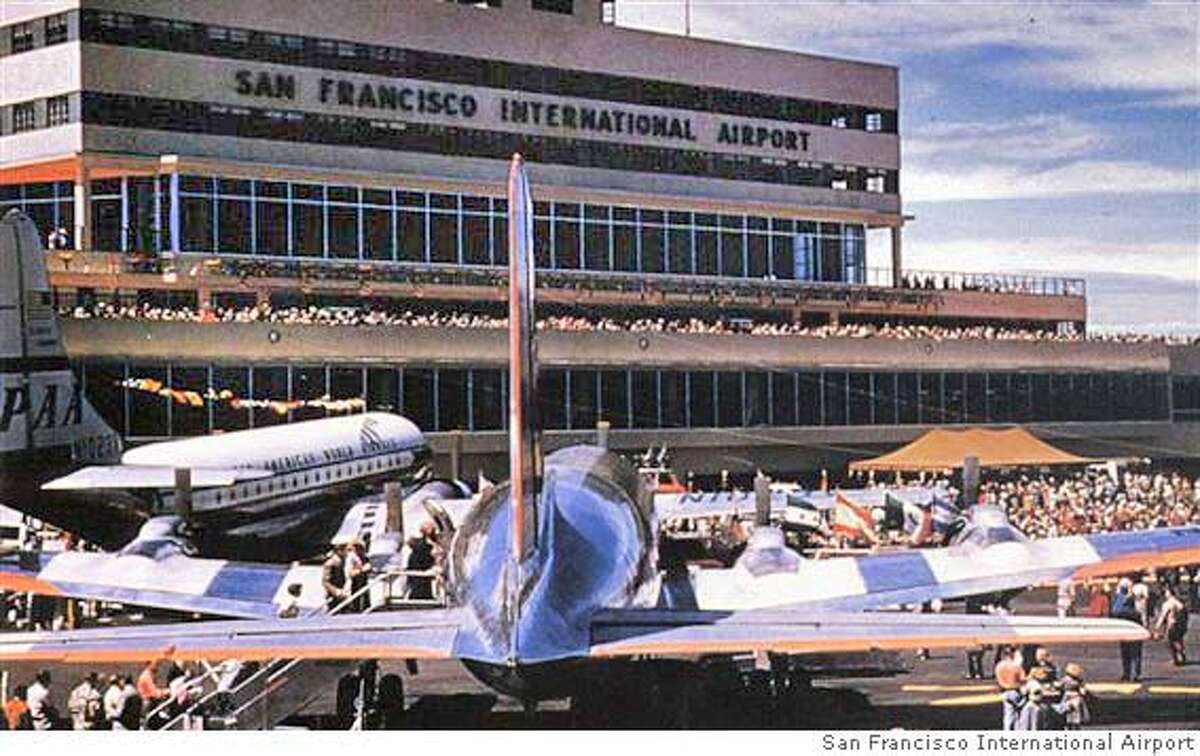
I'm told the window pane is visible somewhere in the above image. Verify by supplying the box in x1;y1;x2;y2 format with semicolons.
824;371;847;426
330;368;363;405
661;371;686;428
218;198;251;253
745;372;768;427
919;373;942;424
797;372;821;426
128;365;168;437
584;218;610;270
570;369;598;430
553;214;580;269
631;370;658;428
720;218;744;278
170;366;210;437
747;233;768;278
252;367;288;427
695;228;718;275
430;212;457;263
329;205;359;259
292;203;323;257
400;210;426;262
600;370;629;429
437;369;468;431
256;201;288;255
213;366;249;431
987;373;1011;423
367;367;400;413
463;214;490;265
640;222;665;274
85;362;127;437
771;234;794;279
848;373;871;425
1012;373;1033;423
492;215;507;266
403;368;436;431
689;372;715;428
771;372;795;426
472;369;503;430
540;369;566;430
902;374;916;427
668;226;692;274
181;196;212;252
613;223;636;272
364;207;393;261
966;373;987;423
873;373;896;425
291;365;327;422
944;372;966;423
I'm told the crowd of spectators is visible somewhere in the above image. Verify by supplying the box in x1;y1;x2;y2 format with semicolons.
986;468;1200;539
61;301;1199;345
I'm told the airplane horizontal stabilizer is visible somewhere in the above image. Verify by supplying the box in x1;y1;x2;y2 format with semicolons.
0;551;326;620
588;608;1147;658
0;609;463;664
41;464;273;490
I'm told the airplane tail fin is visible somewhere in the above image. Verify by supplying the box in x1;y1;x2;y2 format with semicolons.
506;155;541;562
0;209;121;461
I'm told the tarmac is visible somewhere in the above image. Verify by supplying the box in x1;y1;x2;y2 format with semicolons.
3;588;1198;729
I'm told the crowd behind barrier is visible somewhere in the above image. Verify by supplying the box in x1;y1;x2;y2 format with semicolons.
62;302;1200;345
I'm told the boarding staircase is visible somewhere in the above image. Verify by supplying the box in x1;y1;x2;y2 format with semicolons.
151;568;443;730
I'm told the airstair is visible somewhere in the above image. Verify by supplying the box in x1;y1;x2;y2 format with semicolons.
150;568;443;730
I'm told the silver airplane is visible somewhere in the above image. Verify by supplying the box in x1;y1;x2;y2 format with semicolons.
2;156;1197;722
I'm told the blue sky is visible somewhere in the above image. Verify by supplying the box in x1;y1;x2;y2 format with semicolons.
616;1;1199;334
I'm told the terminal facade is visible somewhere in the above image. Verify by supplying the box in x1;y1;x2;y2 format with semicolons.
2;0;1196;476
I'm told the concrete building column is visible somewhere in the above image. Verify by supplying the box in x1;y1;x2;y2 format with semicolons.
73;158;91;252
890;225;903;288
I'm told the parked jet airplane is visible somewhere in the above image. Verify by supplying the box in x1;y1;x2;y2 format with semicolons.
0;210;430;559
2;158;1198;723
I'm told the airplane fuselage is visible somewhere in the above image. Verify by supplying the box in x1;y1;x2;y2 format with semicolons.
447;445;657;698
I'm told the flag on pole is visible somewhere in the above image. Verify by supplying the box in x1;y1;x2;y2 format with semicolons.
832;490;879;545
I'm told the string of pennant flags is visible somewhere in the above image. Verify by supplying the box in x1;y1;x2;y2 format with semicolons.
118;377;367;415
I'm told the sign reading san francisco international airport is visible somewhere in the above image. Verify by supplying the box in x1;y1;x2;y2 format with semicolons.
230;67;814;159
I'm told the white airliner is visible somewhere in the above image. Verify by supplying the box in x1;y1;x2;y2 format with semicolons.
0;209;431;560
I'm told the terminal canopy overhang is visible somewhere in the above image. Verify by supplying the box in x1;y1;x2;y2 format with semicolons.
849;427;1096;472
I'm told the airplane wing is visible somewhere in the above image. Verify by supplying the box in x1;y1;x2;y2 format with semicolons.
0;609;464;664
42;465;273;490
0;551;326;620
687;525;1200;613
589;608;1147;657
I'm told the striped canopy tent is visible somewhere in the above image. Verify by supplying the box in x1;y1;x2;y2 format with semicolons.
848;427;1096;473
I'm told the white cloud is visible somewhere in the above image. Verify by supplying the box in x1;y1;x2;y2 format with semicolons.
618;1;1200;105
905;114;1109;165
898;236;1200;284
904;159;1200;201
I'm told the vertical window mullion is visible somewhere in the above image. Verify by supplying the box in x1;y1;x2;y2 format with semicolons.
391;188;400;263
286;182;294;257
119;177;129;252
357;187;364;260
423;192;431;263
625;368;633;431
248;180;257;256
606;206;614;271
467;370;475;432
321;185;329;259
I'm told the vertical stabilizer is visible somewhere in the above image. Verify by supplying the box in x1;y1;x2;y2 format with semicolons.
0;210;120;461
507;155;541;562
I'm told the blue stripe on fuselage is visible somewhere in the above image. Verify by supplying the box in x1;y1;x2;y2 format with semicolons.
205;563;287;605
855;551;938;594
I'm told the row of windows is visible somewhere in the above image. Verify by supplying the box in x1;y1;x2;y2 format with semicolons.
1175;376;1200;423
172;175;866;280
7;13;68;54
4;95;71;134
63;8;897;133
78;362;1171;439
76;93;899;195
1;177;868;284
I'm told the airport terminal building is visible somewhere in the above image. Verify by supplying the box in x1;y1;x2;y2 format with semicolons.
2;0;1197;477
